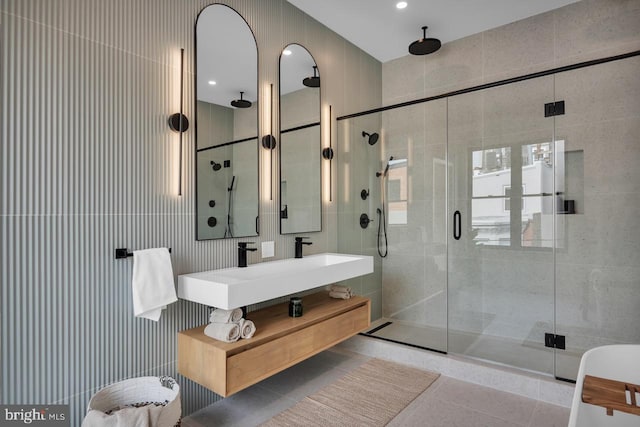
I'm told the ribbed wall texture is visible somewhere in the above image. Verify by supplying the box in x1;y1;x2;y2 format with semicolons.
0;0;382;424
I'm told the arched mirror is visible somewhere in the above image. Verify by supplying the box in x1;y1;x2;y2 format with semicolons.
279;44;321;234
195;5;259;240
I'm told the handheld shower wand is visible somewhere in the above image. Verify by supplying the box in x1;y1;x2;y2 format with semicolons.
375;157;393;258
224;176;236;238
376;156;394;177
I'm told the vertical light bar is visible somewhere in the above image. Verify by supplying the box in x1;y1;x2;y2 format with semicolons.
270;83;274;201
178;48;184;196
261;82;273;203
329;105;332;202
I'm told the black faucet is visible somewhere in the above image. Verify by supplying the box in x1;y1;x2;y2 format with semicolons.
294;237;312;258
238;242;257;268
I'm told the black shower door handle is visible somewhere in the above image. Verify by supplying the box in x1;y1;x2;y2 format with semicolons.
453;210;461;240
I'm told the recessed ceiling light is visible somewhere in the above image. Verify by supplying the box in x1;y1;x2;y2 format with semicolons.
208;80;216;85
396;2;407;9
283;49;292;56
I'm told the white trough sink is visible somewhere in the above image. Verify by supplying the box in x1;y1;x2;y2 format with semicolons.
177;253;374;309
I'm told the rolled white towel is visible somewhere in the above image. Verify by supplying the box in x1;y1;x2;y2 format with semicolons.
209;307;243;324
329;290;351;300
237;318;256;339
330;285;352;296
204;322;241;343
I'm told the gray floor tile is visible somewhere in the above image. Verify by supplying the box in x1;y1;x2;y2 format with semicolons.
183;348;570;427
180;417;206;427
320;347;371;372
255;364;350;402
186;385;296;427
432;377;537;426
528;401;570;427
388;396;521;427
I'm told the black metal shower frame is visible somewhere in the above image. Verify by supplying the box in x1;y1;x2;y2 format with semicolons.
343;48;640;367
337;49;640;121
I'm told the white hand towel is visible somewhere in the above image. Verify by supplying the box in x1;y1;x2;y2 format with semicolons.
132;248;177;322
81;404;162;427
330;284;352;295
209;307;243;324
204;322;241;343
329;290;351;300
237;318;256;339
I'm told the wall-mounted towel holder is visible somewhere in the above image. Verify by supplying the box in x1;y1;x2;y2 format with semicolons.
115;248;172;259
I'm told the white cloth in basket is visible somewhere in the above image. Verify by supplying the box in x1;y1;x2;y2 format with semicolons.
82;405;163;427
84;376;180;427
132;248;177;322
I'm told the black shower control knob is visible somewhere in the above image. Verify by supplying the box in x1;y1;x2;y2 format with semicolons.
207;217;217;227
209;200;216;208
360;213;373;229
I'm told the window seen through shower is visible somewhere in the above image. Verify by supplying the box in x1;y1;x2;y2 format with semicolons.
471;142;557;248
387;158;408;225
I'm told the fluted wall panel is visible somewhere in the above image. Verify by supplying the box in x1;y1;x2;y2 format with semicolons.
1;0;381;424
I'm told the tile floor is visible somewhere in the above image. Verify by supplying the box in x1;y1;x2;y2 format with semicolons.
182;348;570;427
365;318;566;376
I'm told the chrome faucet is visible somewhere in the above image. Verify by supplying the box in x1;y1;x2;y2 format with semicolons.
294;237;312;258
238;242;257;268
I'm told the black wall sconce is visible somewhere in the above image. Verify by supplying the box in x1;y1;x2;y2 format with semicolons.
262;135;276;150
168;48;188;196
322;147;334;160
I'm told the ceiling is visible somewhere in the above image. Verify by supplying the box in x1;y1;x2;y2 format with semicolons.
287;0;579;63
196;1;580;105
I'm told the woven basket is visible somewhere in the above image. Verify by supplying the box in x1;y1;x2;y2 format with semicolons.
86;376;180;427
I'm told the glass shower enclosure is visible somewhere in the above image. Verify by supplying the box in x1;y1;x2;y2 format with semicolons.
337;55;640;380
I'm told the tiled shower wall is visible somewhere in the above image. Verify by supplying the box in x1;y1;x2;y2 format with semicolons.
0;0;381;423
379;0;640;378
382;0;640;107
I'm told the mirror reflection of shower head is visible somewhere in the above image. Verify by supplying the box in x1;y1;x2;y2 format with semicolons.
409;26;441;55
302;66;320;88
210;161;222;171
362;131;379;145
231;91;252;108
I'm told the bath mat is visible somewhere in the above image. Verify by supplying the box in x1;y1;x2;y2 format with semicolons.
261;358;439;426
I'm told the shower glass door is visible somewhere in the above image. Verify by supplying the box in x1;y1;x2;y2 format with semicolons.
553;56;640;380
447;76;556;373
377;100;448;352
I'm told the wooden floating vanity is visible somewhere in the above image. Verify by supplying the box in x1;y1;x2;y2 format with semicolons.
177;291;371;397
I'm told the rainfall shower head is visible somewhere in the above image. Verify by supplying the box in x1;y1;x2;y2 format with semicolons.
302;66;320;88
362;131;379;145
409;26;441;55
210;161;222;171
231;91;252;108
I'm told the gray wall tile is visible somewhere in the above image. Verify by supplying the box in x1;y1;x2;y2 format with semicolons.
1;0;381;423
